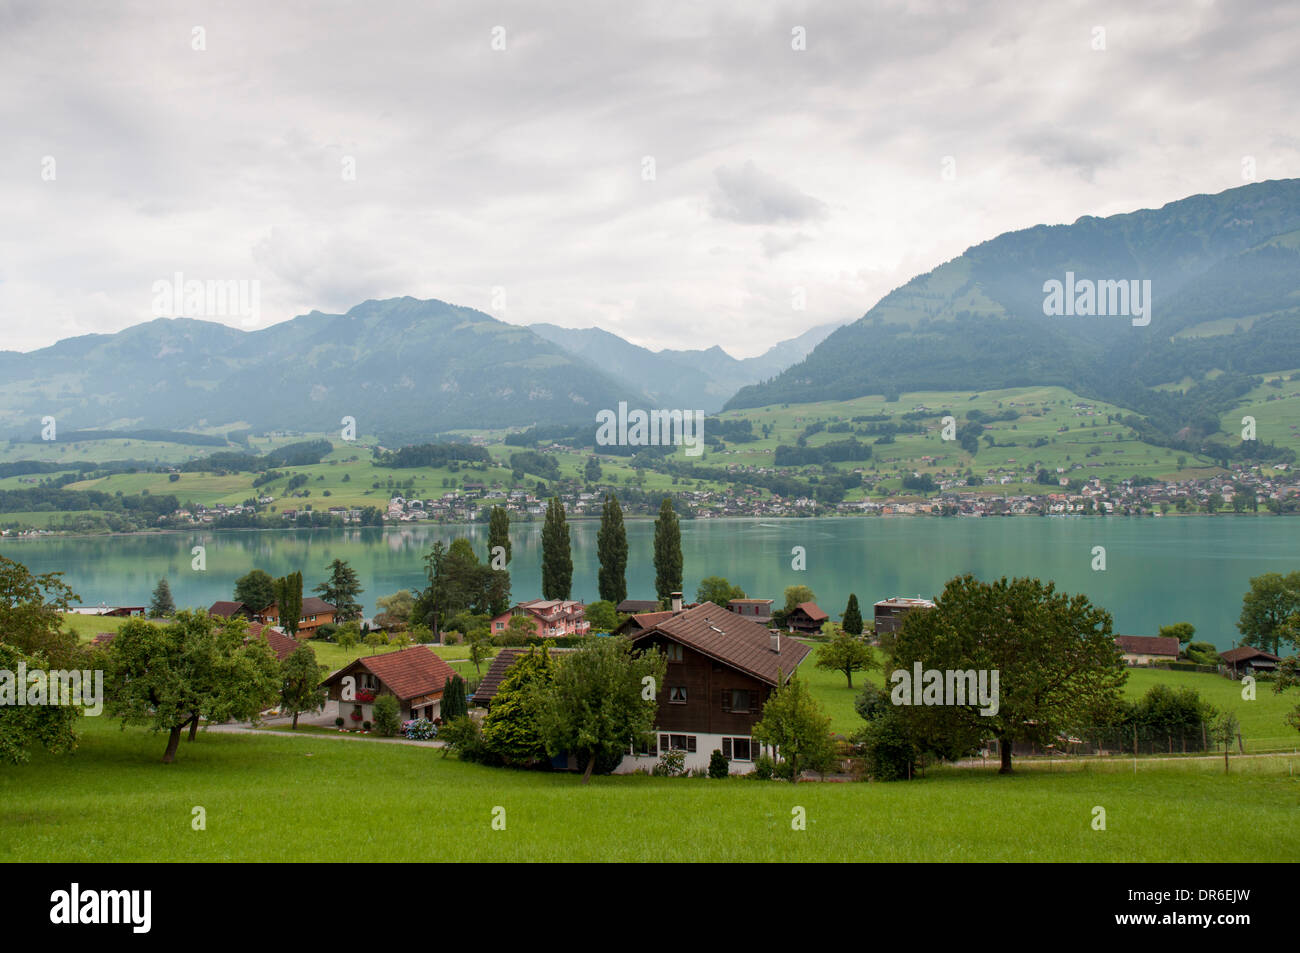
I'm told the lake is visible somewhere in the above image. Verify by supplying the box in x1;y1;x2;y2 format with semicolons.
3;516;1295;649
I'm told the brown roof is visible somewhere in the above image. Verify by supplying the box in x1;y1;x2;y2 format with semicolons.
322;645;457;703
209;601;248;618
616;599;659;613
1219;646;1281;664
728;598;773;606
260;625;301;662
89;632;117;648
266;596;335;616
615;610;678;633
470;646;576;706
1113;635;1180;657
790;602;828;622
629;601;811;687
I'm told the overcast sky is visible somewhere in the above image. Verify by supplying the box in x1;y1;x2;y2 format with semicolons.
2;0;1296;356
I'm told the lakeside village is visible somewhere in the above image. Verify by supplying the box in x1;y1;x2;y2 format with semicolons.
7;460;1297;540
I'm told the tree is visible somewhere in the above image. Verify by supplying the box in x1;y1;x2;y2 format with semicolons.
891;574;1126;774
106;612;280;762
541;497;573;600
751;675;837;782
1157;621;1196;646
815;623;877;688
696;576;745;606
442;674;469;721
363;629;389;654
234;569;276;612
413;539;511;633
375;589;415;628
584;456;602;484
314;559;364;621
280;643;326;730
467;629;494;674
783;585;815;614
653;497;682;603
372;694;401;737
0;554;81;668
533;636;666;784
1237;572;1300;656
0;642;80;764
482;646;557;764
335;621;360;656
842;593;863;636
148;578;175;619
708;749;730;779
503;613;538;644
597;494;628;605
1211;709;1240;773
274;571;303;636
488;505;512;566
584;599;619;633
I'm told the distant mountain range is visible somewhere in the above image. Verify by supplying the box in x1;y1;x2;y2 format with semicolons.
728;179;1300;449
0;298;837;442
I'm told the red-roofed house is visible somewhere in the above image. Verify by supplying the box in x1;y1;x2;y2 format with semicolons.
785;601;828;635
258;597;337;637
488;599;590;639
1219;645;1282;678
617;601;811;775
1114;635;1180;666
319;645;458;726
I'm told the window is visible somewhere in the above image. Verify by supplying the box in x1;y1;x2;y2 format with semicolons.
669;686;687;704
722;689;755;712
410;709;418;720
667;734;697;753
631;736;658;757
665;643;683;662
721;737;753;761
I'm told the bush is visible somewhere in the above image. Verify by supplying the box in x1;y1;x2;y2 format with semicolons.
855;711;918;781
752;754;775;780
372;695;401;737
439;715;491;762
441;630;464;645
708;749;730;779
334;716;344;727
403;718;437;740
652;748;686;777
362;721;371;731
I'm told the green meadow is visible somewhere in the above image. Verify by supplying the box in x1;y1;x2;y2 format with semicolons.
1;717;1296;862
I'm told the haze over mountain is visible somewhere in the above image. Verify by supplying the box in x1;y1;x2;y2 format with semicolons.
529;321;842;413
727;179;1300;448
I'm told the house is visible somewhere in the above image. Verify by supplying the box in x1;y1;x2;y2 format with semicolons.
68;604;145;618
1219;646;1282;678
1114;635;1180;666
727;598;774;625
257;597;337;637
470;646;576;708
872;597;935;635
785;601;828;635
253;623;300;662
488;599;590;640
208;601;254;620
617;601;812;775
320;645;458;725
616;599;660;614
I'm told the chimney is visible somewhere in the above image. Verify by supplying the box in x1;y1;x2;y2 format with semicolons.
671;591;682;612
770;631;781;653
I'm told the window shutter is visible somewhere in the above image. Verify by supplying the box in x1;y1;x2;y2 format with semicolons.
721;688;730;710
722;738;732;759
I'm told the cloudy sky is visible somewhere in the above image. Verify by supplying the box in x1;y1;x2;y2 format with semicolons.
2;0;1296;355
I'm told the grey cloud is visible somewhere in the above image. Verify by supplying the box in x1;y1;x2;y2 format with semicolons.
710;161;829;225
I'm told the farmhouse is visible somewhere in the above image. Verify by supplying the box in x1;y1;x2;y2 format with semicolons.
617;601;811;775
616;599;660;614
320;645;458;725
1219;645;1281;678
873;597;935;635
1114;635;1180;666
489;599;590;639
208;600;254;620
785;601;828;635
727;598;774;625
257;597;337;637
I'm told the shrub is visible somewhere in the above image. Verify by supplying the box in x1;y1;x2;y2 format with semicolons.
708;749;730;779
439;715;491;762
334;716;344;727
362;721;371;731
441;630;464;645
372;695;401;737
652;748;686;777
752;754;775;780
856;712;918;781
403;718;437;741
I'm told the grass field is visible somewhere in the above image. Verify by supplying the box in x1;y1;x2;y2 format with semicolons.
2;717;1296;862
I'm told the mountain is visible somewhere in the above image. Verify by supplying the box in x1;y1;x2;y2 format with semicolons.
726;179;1300;447
0;298;655;442
529;320;842;412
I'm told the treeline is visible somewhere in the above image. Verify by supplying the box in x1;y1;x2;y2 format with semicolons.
774;437;873;466
509;450;562;479
14;428;227;446
504;423;590;448
372;443;493;469
0;487;179;518
178;439;335;474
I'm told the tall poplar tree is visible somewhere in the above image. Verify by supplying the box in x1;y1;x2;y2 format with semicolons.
488;505;512;566
597;494;628;605
541;497;573;600
653;497;682;603
275;571;304;636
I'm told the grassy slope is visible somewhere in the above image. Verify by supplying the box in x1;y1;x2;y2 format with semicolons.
2;717;1296;862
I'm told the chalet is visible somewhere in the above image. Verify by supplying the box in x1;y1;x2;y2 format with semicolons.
727;598;774;625
489;599;590;640
1114;635;1180;666
785;601;828;635
612;610;679;638
257;597;337;637
873;597;935;635
1219;646;1282;678
616;599;660;614
320;645;458;725
617;601;811;775
209;601;254;620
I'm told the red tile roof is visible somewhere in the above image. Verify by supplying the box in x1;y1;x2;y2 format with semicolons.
260;626;301;662
792;602;828;621
1220;646;1281;664
322;645;457;703
1113;635;1179;657
209;601;248;618
630;601;811;686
